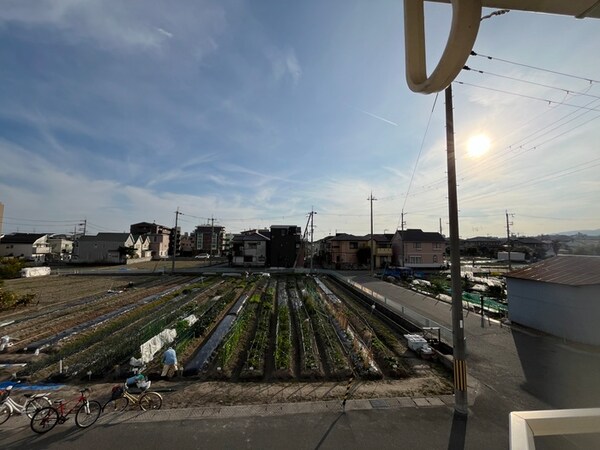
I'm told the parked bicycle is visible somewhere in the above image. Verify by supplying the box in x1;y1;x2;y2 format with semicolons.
103;375;162;412
0;385;52;425
30;388;101;434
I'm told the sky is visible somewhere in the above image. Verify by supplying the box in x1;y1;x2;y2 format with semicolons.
0;1;599;240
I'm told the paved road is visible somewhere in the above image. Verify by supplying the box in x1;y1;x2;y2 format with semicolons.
348;275;600;410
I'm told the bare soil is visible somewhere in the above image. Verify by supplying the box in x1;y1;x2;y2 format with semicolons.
1;273;454;407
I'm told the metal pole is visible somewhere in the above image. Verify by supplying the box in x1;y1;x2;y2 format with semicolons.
171;209;179;274
445;84;468;415
310;210;315;274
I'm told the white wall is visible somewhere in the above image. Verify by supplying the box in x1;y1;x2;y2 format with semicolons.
508;279;600;346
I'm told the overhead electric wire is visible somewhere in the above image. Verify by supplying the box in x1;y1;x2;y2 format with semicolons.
470;50;600;84
462;66;600;100
455;81;600;111
3;216;82;223
392;92;439;230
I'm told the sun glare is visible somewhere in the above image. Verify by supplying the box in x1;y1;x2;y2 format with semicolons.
467;134;490;158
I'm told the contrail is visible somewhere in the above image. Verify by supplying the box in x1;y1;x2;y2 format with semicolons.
354;107;398;126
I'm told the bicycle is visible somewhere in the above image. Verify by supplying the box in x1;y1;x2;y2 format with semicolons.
0;385;52;425
30;388;101;434
103;382;162;412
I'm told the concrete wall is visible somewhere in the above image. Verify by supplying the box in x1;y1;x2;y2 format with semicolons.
507;279;600;346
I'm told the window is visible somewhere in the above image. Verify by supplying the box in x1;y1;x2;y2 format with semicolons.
434;242;441;249
413;242;421;250
248;243;257;249
349;242;358;249
433;255;438;263
409;256;422;264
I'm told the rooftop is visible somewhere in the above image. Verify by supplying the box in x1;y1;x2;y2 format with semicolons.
505;255;600;286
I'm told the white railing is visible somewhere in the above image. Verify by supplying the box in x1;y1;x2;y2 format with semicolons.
510;408;600;449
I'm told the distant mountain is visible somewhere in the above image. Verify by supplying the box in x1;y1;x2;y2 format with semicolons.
556;229;600;237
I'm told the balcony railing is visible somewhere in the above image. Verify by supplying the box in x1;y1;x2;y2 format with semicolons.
510;408;600;449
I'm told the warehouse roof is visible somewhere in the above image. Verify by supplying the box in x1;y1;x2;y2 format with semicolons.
505;255;600;286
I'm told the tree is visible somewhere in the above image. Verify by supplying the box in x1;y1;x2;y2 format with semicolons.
118;246;137;259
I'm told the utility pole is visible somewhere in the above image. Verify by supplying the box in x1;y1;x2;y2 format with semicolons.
310;209;316;274
506;211;513;271
171;208;180;273
368;192;377;275
400;210;406;267
445;84;468;415
439;217;443;236
210;216;215;257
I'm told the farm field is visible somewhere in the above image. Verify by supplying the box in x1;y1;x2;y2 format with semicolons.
0;273;452;404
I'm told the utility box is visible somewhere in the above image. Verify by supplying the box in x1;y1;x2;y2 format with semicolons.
404;334;428;352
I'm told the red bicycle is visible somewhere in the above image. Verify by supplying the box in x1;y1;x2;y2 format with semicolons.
30;388;101;434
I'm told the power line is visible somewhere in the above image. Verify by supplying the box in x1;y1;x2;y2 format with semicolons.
470;50;600;84
3;216;82;223
402;93;439;213
462;66;600;100
455;81;600;111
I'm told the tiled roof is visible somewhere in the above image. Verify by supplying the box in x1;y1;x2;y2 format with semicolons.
397;229;445;242
0;233;47;244
369;234;394;242
465;236;502;242
329;234;369;242
505;255;600;286
78;233;132;242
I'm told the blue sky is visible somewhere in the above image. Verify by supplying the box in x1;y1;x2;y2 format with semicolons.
1;1;599;239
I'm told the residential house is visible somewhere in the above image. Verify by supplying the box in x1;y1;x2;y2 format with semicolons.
370;234;395;269
506;255;600;346
195;225;225;257
391;229;446;268
131;234;152;259
179;232;195;256
130;222;171;259
0;233;51;262
462;236;503;256
231;231;270;267
47;235;74;261
270;225;302;268
511;236;553;259
327;233;369;269
73;233;137;264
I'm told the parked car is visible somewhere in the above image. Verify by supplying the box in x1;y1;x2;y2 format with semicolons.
195;253;210;259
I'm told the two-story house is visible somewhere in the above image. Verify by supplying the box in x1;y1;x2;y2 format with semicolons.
327;233;369;269
73;233;137;264
0;233;51;262
369;233;395;269
391;229;446;268
47;234;74;261
130;222;171;259
231;231;270;267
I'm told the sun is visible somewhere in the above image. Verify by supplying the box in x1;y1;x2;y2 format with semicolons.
467;134;491;158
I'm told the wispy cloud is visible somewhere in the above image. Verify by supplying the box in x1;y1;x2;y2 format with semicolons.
267;47;302;85
156;27;173;38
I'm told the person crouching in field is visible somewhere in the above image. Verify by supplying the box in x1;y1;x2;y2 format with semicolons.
161;346;178;380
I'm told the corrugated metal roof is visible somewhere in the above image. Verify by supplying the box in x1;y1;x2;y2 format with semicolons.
505;255;600;286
